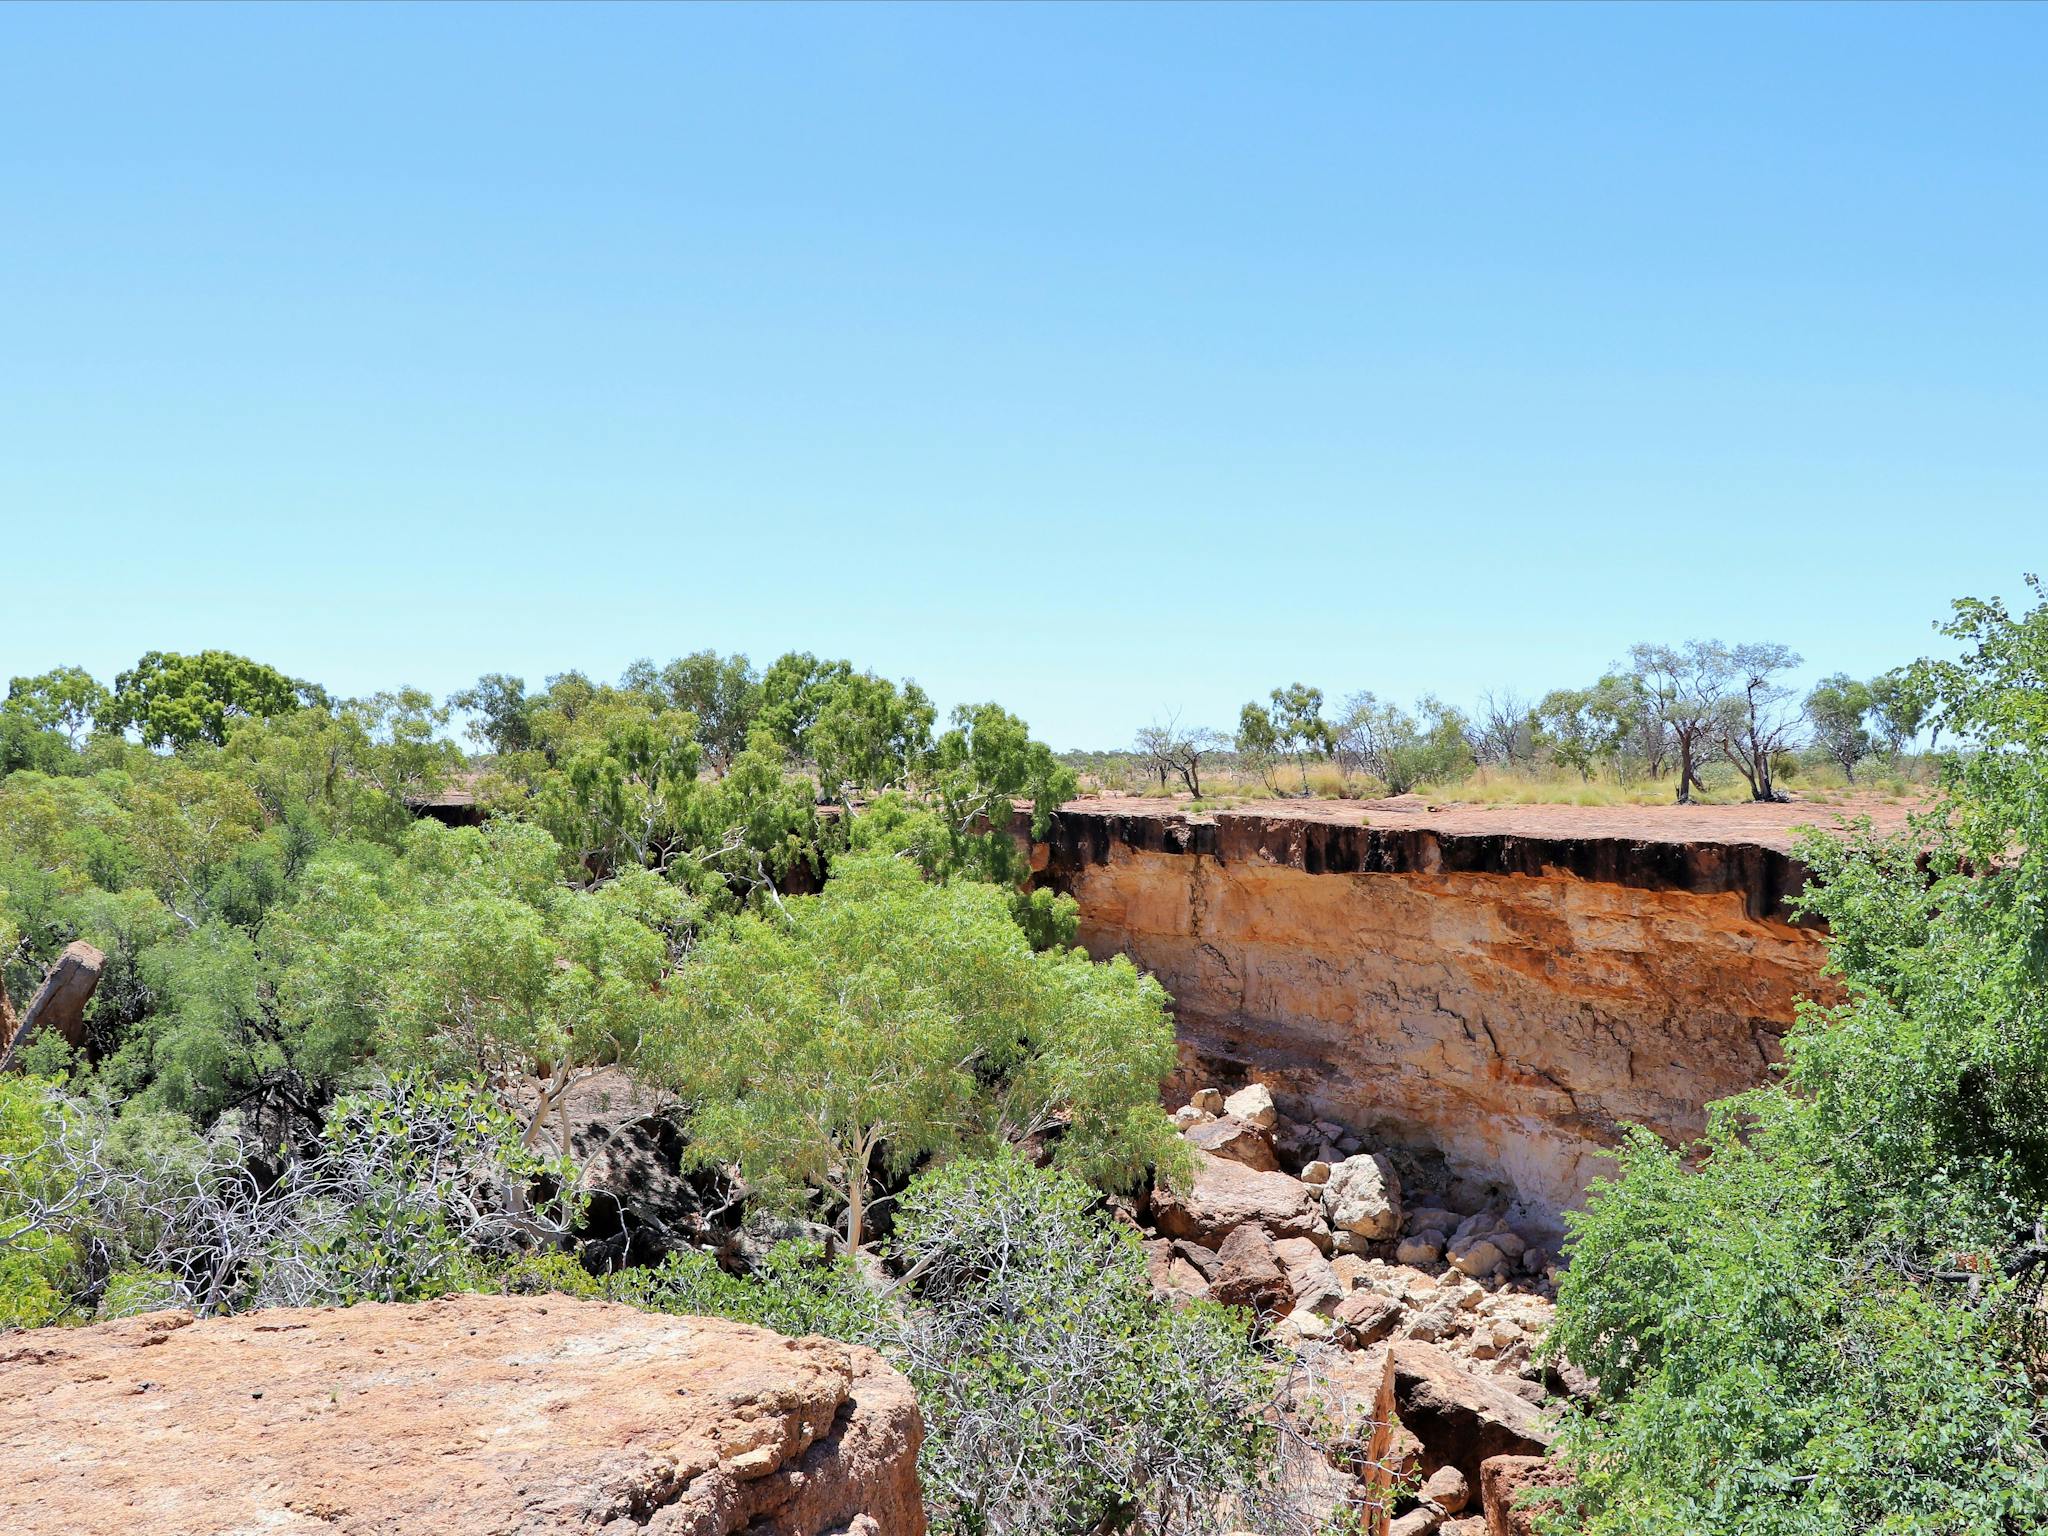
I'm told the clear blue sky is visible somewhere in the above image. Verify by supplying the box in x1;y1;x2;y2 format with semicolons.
2;3;2041;748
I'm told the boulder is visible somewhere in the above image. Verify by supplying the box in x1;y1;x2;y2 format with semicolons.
1186;1115;1280;1172
1448;1240;1506;1279
1421;1464;1471;1514
0;1295;926;1535
1300;1159;1333;1186
1368;1343;1553;1491
0;940;104;1067
1397;1234;1446;1266
1223;1082;1278;1129
1333;1290;1404;1348
1324;1153;1404;1240
1389;1509;1444;1536
1171;1104;1211;1130
1408;1206;1464;1235
1480;1454;1572;1536
1191;1086;1225;1114
1273;1235;1344;1315
1209;1222;1291;1313
1151;1151;1330;1248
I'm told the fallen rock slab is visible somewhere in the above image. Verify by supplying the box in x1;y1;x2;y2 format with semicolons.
1186;1114;1281;1171
1151;1150;1330;1248
1368;1342;1552;1491
0;1294;925;1535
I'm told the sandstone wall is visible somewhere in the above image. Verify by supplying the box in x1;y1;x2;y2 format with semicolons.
1028;805;1837;1223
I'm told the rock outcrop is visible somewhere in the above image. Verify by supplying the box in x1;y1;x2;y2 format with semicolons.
1027;798;1846;1218
0;1294;925;1535
1370;1342;1554;1490
0;939;104;1068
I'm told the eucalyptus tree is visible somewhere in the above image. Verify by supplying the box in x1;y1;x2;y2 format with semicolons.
1804;673;1875;780
648;855;1181;1251
1715;641;1803;801
1628;640;1731;803
109;650;309;750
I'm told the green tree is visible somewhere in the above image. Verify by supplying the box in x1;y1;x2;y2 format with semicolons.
275;819;693;1150
757;651;854;760
1629;640;1730;802
1248;683;1333;794
647;855;1181;1250
1550;579;2048;1535
5;666;108;750
449;672;535;756
109;650;307;750
1867;665;1932;756
1804;672;1874;781
808;670;935;809
652;651;762;776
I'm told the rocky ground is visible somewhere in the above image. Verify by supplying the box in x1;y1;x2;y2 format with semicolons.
1068;789;1918;852
0;1293;926;1536
1139;1082;1582;1536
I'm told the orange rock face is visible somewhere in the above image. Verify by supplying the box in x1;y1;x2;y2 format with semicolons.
1030;804;1837;1220
0;1295;925;1536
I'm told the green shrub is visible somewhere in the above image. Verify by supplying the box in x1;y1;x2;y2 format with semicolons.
1549;581;2048;1534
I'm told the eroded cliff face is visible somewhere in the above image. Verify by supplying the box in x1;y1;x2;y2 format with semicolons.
1027;803;1839;1223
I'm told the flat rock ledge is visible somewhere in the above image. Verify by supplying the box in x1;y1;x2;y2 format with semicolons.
0;1294;925;1536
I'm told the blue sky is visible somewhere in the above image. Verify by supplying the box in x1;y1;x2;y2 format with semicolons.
2;3;2041;748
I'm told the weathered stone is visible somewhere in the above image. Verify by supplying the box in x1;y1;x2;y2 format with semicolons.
1479;1454;1572;1536
1191;1086;1225;1114
1448;1239;1506;1278
0;940;104;1067
1397;1234;1446;1266
1408;1206;1465;1235
1324;1152;1404;1239
1422;1464;1471;1514
1151;1151;1330;1248
1273;1235;1344;1315
1209;1222;1290;1313
1186;1115;1280;1171
0;1295;925;1535
1301;1159;1332;1185
1389;1508;1444;1536
1368;1343;1553;1490
1166;1258;1211;1298
1333;1289;1404;1347
1171;1104;1210;1130
1223;1081;1278;1129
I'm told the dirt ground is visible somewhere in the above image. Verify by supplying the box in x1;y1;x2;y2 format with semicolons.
1064;790;1923;853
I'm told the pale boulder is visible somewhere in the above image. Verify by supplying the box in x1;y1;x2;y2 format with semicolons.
1324;1152;1404;1240
1222;1082;1278;1129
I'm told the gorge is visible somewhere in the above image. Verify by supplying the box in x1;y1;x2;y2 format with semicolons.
1023;794;1901;1226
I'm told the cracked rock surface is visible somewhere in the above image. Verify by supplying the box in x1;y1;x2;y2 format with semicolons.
0;1294;924;1535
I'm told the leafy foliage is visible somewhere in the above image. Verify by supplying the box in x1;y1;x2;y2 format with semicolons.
1550;579;2048;1534
646;855;1182;1249
109;649;309;750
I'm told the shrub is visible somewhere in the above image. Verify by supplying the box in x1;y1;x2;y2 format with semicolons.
1548;581;2048;1534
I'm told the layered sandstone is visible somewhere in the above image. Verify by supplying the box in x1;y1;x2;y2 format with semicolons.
0;1295;924;1535
1027;795;1867;1221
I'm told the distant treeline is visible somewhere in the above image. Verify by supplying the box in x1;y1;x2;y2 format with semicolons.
1080;641;1930;803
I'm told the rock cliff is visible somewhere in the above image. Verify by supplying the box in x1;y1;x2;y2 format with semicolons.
1026;797;1854;1221
0;1295;925;1535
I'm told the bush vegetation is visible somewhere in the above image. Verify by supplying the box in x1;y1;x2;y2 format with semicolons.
0;595;2034;1534
1105;640;1937;808
1547;578;2048;1534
